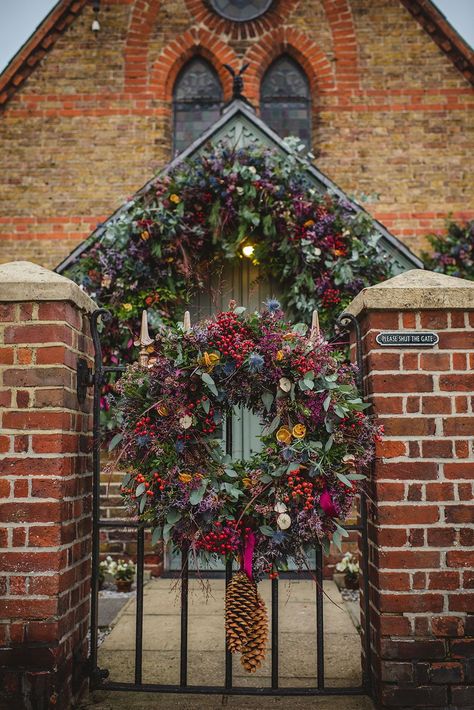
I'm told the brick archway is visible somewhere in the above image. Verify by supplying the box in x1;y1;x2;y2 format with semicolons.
243;27;336;106
149;28;240;102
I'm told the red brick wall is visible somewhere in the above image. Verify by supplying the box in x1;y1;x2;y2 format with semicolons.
0;272;95;709
0;0;472;268
357;301;474;707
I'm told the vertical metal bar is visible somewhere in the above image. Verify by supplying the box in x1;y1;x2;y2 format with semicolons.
360;493;372;696
134;526;145;685
315;544;324;690
271;575;279;689
89;309;108;684
180;544;189;687
225;558;233;689
225;411;233;689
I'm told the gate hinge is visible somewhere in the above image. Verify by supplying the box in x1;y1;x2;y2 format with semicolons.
87;657;110;688
77;357;94;404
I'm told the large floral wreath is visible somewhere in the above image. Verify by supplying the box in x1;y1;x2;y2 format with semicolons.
114;302;381;668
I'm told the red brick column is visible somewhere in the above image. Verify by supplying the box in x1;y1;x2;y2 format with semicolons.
347;270;474;708
0;262;96;710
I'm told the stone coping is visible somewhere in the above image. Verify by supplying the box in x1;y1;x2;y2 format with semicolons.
0;261;96;313
346;269;474;317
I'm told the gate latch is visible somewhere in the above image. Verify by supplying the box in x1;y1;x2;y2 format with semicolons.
77;357;94;404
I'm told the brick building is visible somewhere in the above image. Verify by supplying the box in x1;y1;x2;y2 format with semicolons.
0;0;473;270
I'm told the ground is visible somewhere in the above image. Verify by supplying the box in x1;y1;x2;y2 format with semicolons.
82;579;374;709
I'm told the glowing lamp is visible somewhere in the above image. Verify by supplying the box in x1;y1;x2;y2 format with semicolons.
242;243;255;258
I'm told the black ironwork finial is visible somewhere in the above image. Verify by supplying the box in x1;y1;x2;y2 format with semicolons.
224;63;250;100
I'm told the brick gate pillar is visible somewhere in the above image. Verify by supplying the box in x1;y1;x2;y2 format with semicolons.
0;262;96;710
346;269;474;708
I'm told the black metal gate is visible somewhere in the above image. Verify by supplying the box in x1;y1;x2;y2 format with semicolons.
84;309;372;699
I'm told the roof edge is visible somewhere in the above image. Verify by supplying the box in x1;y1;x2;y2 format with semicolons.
56;100;423;275
0;0;87;109
399;0;474;85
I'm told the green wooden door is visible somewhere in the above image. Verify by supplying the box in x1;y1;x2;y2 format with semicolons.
166;260;275;571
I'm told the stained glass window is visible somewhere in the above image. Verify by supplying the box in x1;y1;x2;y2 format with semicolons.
173;58;223;154
261;56;311;148
210;0;273;21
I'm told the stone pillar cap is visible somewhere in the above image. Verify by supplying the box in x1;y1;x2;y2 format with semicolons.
346;269;474;316
0;261;96;313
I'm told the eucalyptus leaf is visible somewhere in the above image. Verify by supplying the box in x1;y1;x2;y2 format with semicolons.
336;471;353;487
323;394;331;411
263;414;280;435
261;391;274;412
135;482;146;496
259;525;274;537
224;468;238;478
190;483;207;505
151;526;162;546
163;523;172;542
139;495;147;513
201;398;211;414
108;432;123;452
324;435;334;452
167;508;182;524
201;372;218;397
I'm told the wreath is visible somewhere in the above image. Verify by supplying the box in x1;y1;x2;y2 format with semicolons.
113;302;381;672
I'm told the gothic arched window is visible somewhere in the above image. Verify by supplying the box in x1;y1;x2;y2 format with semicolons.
173;58;223;154
260;56;311;148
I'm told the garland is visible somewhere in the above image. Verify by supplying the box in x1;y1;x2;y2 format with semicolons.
113;304;382;670
66;140;394;380
422;220;474;280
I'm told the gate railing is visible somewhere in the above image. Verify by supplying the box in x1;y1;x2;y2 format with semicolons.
85;309;372;697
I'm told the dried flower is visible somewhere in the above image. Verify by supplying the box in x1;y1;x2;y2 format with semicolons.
292;423;306;439
276;426;292;444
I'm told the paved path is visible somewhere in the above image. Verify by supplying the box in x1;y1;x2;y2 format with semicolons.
83;578;374;710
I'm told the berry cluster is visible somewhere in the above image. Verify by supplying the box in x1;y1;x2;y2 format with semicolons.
134;415;157;438
321;288;341;306
283;470;315;511
196;520;242;555
292;353;315;376
208;312;254;366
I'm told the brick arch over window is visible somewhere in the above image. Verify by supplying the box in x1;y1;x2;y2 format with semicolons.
184;0;300;40
243;28;336;106
124;0;162;92
149;28;239;102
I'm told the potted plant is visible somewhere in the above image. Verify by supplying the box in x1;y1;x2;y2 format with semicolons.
334;552;359;590
111;559;136;592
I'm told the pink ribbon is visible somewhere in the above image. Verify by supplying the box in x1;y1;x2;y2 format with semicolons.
242;530;256;580
320;489;337;517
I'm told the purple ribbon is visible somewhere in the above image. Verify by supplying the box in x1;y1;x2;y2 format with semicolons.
320;489;337;517
242;530;255;580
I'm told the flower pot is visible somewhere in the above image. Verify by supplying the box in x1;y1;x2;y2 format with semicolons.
116;579;133;593
345;575;359;590
333;572;346;590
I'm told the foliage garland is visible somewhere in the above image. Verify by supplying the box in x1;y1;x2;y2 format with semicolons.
66;140;395;385
422;220;474;280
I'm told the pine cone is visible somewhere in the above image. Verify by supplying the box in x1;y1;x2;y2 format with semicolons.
241;590;268;673
225;571;258;653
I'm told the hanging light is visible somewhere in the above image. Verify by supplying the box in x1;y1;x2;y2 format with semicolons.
91;0;101;32
242;243;255;258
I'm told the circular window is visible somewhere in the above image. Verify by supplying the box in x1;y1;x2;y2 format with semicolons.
209;0;273;22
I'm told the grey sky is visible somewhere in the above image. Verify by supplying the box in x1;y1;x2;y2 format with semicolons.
0;0;473;74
